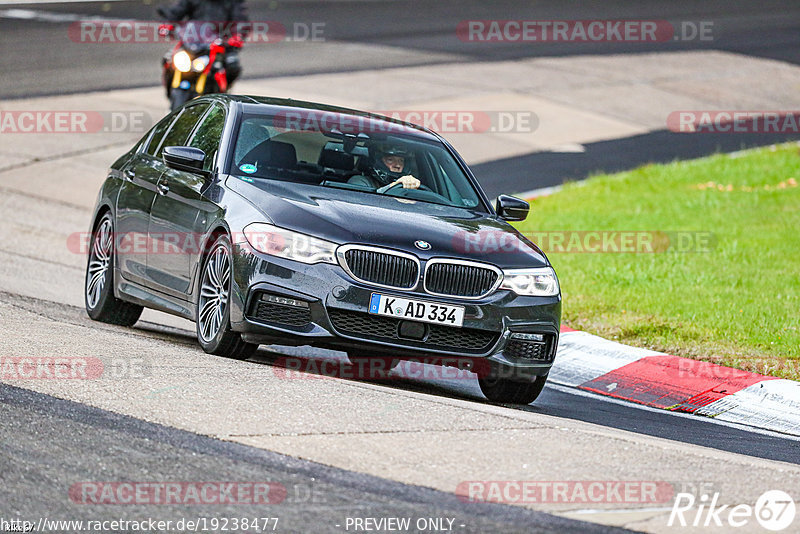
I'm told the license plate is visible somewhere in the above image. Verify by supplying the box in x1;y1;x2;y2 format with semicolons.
368;293;464;327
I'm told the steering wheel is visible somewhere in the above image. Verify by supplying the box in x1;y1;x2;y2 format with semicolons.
377;182;434;194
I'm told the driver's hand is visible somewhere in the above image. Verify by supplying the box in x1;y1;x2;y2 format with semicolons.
389;175;420;189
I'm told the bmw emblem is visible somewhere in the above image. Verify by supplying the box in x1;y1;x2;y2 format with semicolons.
414;240;431;250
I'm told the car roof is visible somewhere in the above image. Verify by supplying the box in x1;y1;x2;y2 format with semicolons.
195;94;442;143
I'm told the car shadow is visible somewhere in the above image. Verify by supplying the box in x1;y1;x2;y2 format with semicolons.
127;323;799;463
248;347;490;401
248;347;799;464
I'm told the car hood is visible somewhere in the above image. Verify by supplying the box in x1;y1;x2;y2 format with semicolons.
227;177;548;268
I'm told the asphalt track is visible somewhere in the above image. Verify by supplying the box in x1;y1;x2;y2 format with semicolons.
472;128;800;199
2;0;798;196
1;383;628;534
5;291;800;466
2;0;800;99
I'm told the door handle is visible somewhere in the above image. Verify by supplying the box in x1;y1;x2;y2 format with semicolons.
124;169;135;181
157;182;170;196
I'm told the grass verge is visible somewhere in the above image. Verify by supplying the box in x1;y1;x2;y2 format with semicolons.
514;143;800;380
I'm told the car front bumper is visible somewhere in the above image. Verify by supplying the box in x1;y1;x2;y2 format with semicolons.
228;245;561;380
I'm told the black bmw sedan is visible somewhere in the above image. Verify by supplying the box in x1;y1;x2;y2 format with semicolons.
85;95;561;404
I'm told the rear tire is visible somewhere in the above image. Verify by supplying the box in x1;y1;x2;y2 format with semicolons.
479;373;548;405
196;234;257;360
85;213;143;326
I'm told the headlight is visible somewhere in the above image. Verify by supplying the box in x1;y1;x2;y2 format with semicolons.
192;55;210;72
500;267;559;296
243;223;337;264
173;50;192;73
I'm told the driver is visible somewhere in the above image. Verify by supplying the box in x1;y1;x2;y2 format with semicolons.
348;144;421;190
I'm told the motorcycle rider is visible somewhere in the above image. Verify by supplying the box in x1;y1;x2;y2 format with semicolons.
157;0;249;87
348;144;421;191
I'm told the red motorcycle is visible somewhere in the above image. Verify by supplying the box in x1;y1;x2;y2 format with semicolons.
160;23;243;111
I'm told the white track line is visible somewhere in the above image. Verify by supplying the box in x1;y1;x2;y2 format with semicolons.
550;330;662;387
0;7;132;21
547;383;800;443
0;0;130;5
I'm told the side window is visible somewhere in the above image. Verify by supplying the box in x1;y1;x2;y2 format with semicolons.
234;118;273;165
156;103;210;158
188;104;226;171
144;115;177;156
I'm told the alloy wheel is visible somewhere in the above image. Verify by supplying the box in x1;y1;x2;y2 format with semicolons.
86;217;113;309
198;244;231;342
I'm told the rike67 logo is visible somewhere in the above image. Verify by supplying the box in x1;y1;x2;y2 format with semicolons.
669;490;795;531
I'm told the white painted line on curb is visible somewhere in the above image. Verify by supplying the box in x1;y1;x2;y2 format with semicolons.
0;7;129;22
563;506;674;516
547;383;800;442
517;184;563;200
490;184;563;206
0;0;129;5
699;379;800;435
550;330;662;387
549;328;800;437
550;143;586;153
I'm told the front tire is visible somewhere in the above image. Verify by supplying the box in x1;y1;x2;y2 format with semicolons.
196;234;257;360
85;213;143;326
478;373;548;405
169;87;192;111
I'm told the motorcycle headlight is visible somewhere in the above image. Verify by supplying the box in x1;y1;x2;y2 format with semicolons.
192;55;210;72
243;223;337;264
173;50;192;73
500;267;560;296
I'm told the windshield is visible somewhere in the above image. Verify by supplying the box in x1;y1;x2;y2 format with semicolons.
230;111;484;209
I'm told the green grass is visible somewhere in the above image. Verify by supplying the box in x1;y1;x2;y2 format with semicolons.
514;143;800;379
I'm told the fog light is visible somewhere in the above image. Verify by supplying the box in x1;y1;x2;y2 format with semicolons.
260;294;309;308
510;332;545;342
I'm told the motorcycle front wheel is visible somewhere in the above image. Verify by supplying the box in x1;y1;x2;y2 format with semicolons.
169;88;192;111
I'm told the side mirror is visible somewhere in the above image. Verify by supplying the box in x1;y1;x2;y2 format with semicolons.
496;195;530;222
163;146;207;175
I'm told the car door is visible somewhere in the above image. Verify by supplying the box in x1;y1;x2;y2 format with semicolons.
115;113;176;285
146;102;224;298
